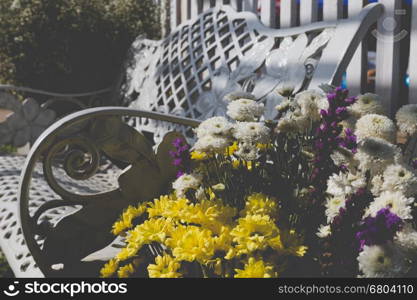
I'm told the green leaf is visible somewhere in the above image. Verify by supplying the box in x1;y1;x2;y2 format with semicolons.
89;116;156;165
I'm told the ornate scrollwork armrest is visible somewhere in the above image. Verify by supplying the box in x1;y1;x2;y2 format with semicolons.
18;106;200;276
0;86;115;148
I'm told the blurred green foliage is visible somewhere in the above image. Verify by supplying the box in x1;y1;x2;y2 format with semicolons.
0;145;17;154
0;0;160;93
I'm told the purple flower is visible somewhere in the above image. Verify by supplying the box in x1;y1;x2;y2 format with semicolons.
327;92;337;102
310;87;357;199
172;138;183;148
314;140;324;150
355;208;403;251
340;164;348;172
330;121;338;128
170;137;191;176
179;144;190;152
345;128;354;136
172;158;183;166
335;107;347;115
345;96;357;105
338;128;357;154
169;150;178;158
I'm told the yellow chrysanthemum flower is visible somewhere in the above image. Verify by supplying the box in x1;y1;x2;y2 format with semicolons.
184;199;237;234
117;263;135;278
231;160;254;170
127;218;173;246
213;226;233;252
147;255;182;278
211;183;225;191
234;257;277;278
280;229;308;257
225;142;238;156
240;193;278;218
167;225;215;263
232;160;241;169
100;259;119;278
207;188;216;200
112;203;147;235
229;214;282;258
206;257;224;276
256;143;270;150
191;151;209;160
147;195;189;220
112;221;128;236
115;246;139;262
246;161;253;171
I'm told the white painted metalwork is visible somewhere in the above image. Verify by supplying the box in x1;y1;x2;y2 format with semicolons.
280;0;297;28
323;0;344;21
0;155;120;277
0;3;382;277
125;4;382;142
169;0;417;113
410;1;417;104
375;0;403;117
260;0;276;28
346;0;368;97
18;107;200;276
300;0;318;26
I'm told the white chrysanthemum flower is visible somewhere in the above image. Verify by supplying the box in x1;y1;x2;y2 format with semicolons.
326;172;366;198
195;186;208;202
370;174;384;197
226;99;264;122
193;135;230;153
395;104;417;136
339;117;357;133
295;90;326;104
330;150;357;171
349;93;385;118
327;172;350;197
233;122;270;144
382;164;417;197
194;116;233;139
276;116;299;133
224;91;256;102
283;108;312;133
235;141;259;161
354;137;402;175
317;225;331;238
315;96;329;112
395;224;417;252
276;90;326;134
293;115;311;131
349;172;367;190
296;94;321;122
325;196;346;223
275;99;291;112
296;90;328;114
355;114;397;143
358;244;409;278
173;173;202;197
365;191;414;220
276;85;295;97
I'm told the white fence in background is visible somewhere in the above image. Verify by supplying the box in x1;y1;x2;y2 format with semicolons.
166;0;416;116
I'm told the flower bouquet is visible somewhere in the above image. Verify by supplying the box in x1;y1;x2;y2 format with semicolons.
100;86;417;278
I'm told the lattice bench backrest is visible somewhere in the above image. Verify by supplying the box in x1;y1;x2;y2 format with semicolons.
120;4;381;143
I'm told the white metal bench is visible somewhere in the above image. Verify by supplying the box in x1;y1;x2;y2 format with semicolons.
0;3;382;277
